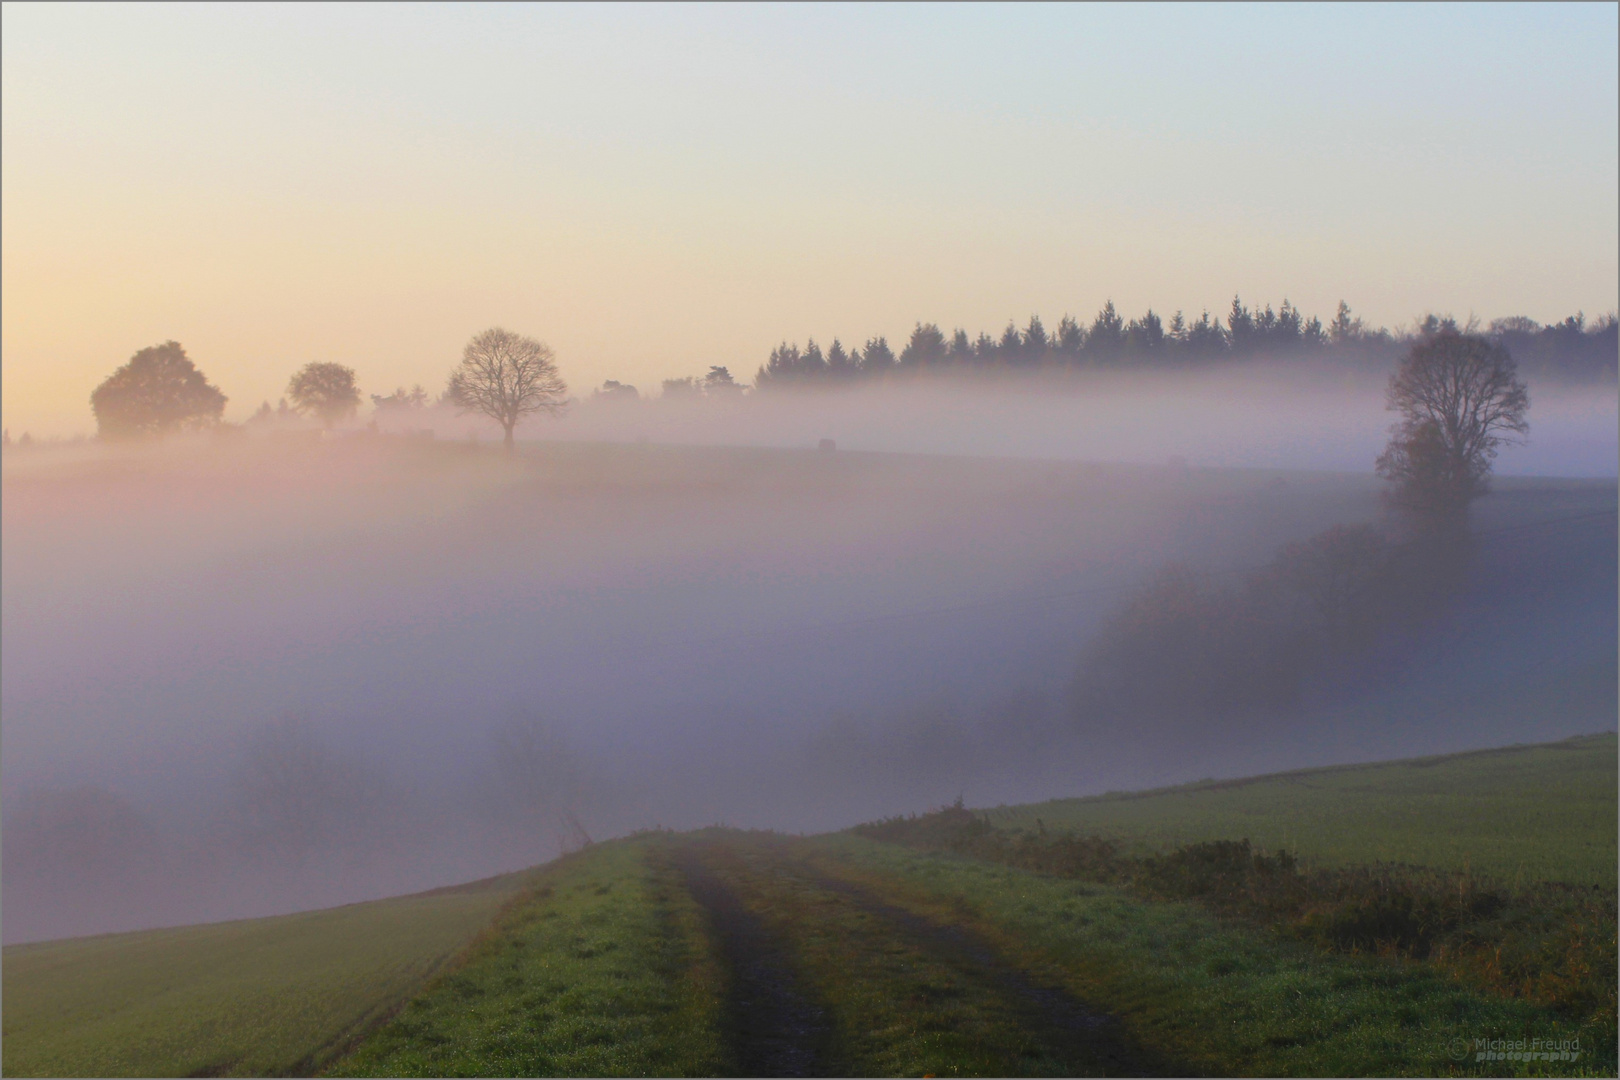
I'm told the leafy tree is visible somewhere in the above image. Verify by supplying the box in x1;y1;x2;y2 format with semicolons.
288;362;362;428
446;327;568;452
1375;326;1529;514
90;341;227;440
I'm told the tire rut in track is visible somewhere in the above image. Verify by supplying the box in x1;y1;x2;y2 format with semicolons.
798;858;1164;1077
674;847;830;1078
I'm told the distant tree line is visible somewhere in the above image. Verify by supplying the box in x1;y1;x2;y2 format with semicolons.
748;300;1616;388
77;327;566;452
31;301;1605;444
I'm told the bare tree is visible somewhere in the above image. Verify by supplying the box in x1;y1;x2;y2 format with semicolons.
1376;325;1528;514
287;362;362;428
446;328;567;452
490;714;592;856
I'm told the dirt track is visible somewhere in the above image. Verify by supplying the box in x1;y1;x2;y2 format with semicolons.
674;836;1167;1077
674;848;831;1077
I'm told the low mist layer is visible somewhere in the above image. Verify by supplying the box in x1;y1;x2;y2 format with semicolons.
3;378;1614;943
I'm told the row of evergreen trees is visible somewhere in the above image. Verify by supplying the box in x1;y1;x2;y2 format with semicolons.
752;298;1617;387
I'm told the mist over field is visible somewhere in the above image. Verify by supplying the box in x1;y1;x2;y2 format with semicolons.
502;365;1618;478
3;375;1615;944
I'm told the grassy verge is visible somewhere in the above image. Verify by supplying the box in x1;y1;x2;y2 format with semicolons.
987;734;1617;887
855;804;1617;1031
0;871;532;1078
810;833;1610;1077
328;837;725;1077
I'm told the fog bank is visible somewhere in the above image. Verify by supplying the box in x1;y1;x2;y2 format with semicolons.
3;379;1614;942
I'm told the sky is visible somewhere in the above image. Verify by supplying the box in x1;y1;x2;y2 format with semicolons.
3;2;1616;436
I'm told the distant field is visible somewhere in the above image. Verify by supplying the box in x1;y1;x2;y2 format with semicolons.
0;871;534;1078
987;733;1618;886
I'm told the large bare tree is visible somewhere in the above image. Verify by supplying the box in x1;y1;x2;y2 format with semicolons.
1376;325;1528;514
446;328;568;451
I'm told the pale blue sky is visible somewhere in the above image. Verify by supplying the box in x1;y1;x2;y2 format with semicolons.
4;3;1616;433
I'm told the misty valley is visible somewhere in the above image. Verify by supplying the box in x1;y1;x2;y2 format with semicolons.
3;365;1616;1076
4;5;1617;1069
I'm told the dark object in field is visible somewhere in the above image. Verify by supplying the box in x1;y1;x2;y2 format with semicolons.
675;848;830;1077
818;438;836;452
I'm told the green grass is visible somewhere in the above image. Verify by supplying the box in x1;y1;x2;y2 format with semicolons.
330;838;726;1078
987;734;1617;887
0;871;533;1078
809;834;1611;1077
7;736;1613;1078
678;831;1151;1077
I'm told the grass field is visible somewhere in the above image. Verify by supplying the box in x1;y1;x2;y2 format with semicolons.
0;870;535;1078
3;735;1614;1077
330;841;726;1078
987;733;1618;887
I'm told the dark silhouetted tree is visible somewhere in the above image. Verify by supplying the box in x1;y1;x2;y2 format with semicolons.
370;384;428;418
860;336;896;376
1329;300;1364;344
827;339;856;379
1376;326;1528;514
446;327;568;452
704;366;744;394
288;362;362;428
1055;315;1085;361
1125;310;1165;356
998;321;1023;362
90;341;227;440
1022;315;1049;364
1086;301;1124;362
900;323;947;369
594;380;640;401
1227;296;1255;352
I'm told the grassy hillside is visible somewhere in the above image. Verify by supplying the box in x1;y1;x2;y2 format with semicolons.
987;733;1617;887
330;841;726;1078
0;870;535;1078
5;736;1613;1077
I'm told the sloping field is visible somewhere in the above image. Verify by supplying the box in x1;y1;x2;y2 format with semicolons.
988;733;1618;887
0;870;534;1078
4;736;1613;1077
